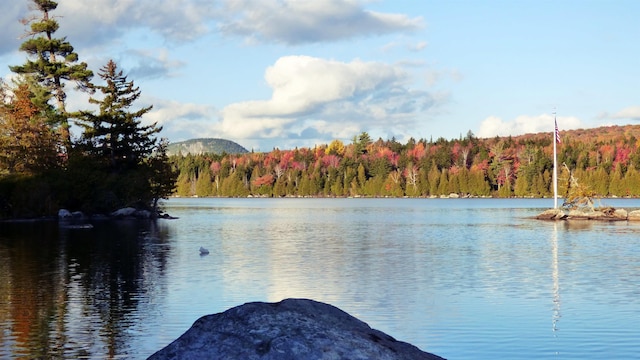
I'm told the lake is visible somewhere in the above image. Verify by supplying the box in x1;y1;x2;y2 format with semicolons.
1;198;639;359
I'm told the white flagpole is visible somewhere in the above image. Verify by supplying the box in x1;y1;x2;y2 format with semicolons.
553;113;558;209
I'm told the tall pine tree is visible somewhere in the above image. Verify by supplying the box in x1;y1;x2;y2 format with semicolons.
10;0;93;151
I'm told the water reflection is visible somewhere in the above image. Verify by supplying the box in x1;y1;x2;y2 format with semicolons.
551;222;561;334
3;198;640;359
562;220;595;231
0;220;172;359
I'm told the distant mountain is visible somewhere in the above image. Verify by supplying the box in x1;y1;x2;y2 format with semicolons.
167;138;249;156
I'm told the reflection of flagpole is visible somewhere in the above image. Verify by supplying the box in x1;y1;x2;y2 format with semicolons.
551;222;561;334
553;113;560;209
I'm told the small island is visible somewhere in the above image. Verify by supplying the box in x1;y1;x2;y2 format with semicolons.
537;163;640;221
536;205;640;221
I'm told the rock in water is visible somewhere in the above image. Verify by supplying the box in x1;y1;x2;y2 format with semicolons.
147;298;445;360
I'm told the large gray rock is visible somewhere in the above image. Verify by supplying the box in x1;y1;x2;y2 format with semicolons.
148;298;445;360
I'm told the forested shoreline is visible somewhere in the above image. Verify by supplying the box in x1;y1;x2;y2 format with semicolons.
171;126;640;200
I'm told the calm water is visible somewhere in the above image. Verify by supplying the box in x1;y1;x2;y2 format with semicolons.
1;198;639;359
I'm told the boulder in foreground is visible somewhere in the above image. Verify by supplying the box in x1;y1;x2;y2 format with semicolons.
148;298;445;360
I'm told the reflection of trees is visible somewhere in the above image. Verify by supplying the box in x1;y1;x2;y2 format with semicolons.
0;222;63;358
0;220;171;358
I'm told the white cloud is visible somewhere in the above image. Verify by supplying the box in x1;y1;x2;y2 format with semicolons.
144;99;217;137
476;114;583;138
611;106;640;120
217;0;424;44
0;0;423;54
57;0;215;45
217;55;436;143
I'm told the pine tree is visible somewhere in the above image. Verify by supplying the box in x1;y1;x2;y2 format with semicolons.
81;60;158;171
10;0;93;151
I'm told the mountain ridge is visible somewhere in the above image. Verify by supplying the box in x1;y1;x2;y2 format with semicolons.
167;138;249;156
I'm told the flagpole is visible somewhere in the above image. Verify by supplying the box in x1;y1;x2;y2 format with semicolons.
553;112;559;209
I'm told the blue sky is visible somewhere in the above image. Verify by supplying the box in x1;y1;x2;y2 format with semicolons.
1;0;639;151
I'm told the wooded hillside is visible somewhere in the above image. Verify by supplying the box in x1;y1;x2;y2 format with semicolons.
170;125;640;199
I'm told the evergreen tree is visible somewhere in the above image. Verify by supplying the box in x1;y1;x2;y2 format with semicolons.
81;60;158;171
608;163;624;196
195;165;213;197
356;163;367;194
513;169;529;197
427;163;440;195
623;166;640;196
437;169;449;195
589;167;609;196
10;0;93;150
175;173;193;197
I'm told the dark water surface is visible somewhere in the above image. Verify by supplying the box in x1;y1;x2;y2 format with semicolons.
1;198;639;359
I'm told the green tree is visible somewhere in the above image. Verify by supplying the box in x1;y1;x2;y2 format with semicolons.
195;166;213;197
437;169;449;195
623;166;640;196
352;132;371;155
10;0;93;150
513;169;529;197
588;167;609;196
608;163;624;196
427;163;440;195
356;163;367;194
80;60;158;171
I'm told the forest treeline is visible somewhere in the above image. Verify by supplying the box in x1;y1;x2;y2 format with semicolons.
171;126;640;199
0;1;176;218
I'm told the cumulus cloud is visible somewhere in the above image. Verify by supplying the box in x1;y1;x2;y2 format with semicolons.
217;0;424;44
610;106;640;121
476;114;583;138
2;0;423;53
1;1;215;57
56;0;215;46
217;55;435;144
144;99;217;136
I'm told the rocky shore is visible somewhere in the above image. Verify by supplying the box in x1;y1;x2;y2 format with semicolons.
536;207;640;221
148;298;445;360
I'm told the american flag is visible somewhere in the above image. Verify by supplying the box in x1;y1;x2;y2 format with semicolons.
555;119;561;144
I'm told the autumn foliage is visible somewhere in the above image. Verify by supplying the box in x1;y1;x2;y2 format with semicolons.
171;126;640;199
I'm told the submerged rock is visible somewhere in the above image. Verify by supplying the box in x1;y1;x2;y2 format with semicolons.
147;298;445;360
